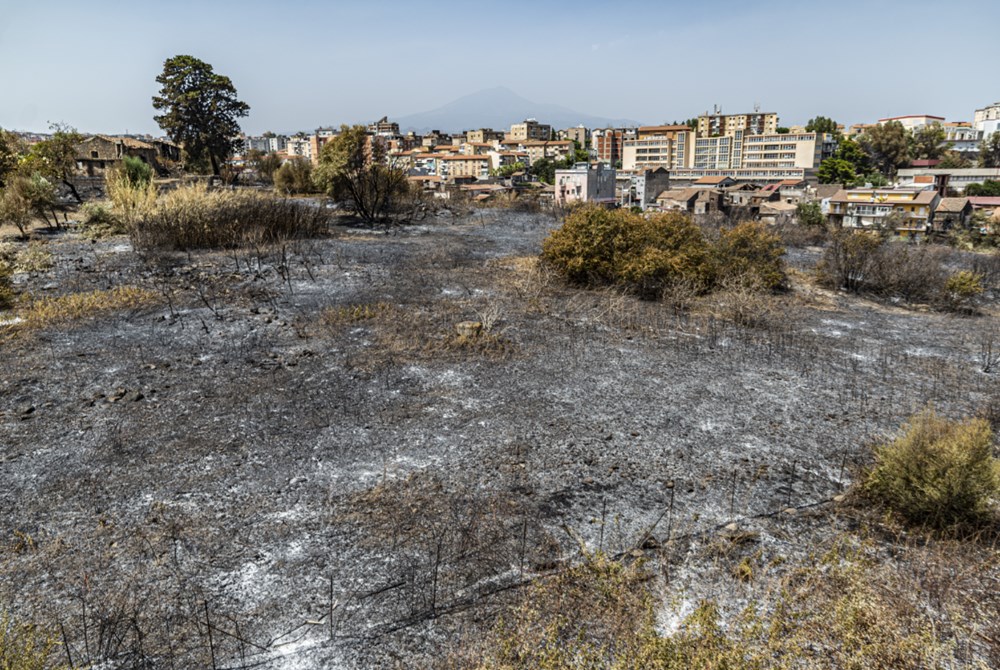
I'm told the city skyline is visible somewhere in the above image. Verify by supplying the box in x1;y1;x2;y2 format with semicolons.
2;0;998;135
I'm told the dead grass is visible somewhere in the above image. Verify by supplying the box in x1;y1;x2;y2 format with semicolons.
1;286;158;336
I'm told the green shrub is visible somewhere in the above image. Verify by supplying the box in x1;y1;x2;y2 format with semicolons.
121;155;153;187
273;157;316;195
942;270;984;313
864;409;1000;528
541;206;715;299
0;261;13;310
714;222;787;290
80;202;126;237
131;183;328;250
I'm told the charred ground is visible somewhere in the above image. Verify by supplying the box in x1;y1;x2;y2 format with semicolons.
2;211;999;668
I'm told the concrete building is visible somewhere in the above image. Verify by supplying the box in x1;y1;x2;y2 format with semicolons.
439;155;491;179
622;126;691;171
466;128;505;144
974;103;1000;136
897;167;1000;193
509;119;552;141
562;126;589;146
827;188;939;232
625;168;671;210
368;116;400;136
943;124;983;158
697;109;778;138
554;162;616;207
877;115;945;132
286;136;311;160
74;135;160;176
740;132;835;170
591;127;634;165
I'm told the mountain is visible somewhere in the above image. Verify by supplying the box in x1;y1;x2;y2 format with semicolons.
395;87;641;134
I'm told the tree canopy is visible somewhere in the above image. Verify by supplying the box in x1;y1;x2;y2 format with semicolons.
0;128;25;187
980;131;1000;168
23;123;84;202
314;125;408;223
805;116;840;136
857;122;910;178
152;55;250;176
964;180;1000;197
909;123;947;160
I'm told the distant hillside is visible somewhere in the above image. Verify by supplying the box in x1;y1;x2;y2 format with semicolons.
395;87;641;134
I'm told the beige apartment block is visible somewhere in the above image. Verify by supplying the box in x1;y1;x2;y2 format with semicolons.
697;111;778;138
509;119;553;141
466;128;505;144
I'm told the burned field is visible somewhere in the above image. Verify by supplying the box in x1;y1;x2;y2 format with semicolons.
2;212;1000;668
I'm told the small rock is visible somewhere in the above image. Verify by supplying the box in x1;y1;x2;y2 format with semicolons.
19;404;35;419
782;507;797;516
127;391;144;403
833;494;846;503
724;522;739;532
455;321;482;338
583;477;595;485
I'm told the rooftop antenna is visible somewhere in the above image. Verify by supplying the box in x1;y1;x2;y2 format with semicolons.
754;102;760;113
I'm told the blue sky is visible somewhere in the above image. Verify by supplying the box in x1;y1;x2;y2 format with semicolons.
1;0;997;135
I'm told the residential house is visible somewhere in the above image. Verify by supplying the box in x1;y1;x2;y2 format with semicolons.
74;135;161;176
562;126;589;146
692;175;736;189
439;155;491;180
934;197;972;231
553;162;616;207
466;128;505;143
655;188;725;215
629;168;671;210
827;188;939;233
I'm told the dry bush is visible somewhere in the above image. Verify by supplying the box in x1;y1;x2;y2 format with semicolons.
131;183;328;250
106;166;157;230
0;610;64;670
772;220;828;248
11;242;52;274
80;202;126;238
455;535;966;670
864;409;1000;528
940;270;984;314
713;222;787;291
816;229;886;294
0;261;13;310
541;206;716;300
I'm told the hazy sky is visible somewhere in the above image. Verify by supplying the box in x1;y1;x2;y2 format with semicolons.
1;0;997;135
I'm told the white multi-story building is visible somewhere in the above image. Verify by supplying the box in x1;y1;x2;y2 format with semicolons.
554;163;616;206
286;136;311;160
974;103;1000;136
877;115;945;132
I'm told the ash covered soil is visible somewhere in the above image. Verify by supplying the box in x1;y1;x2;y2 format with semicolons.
1;211;998;668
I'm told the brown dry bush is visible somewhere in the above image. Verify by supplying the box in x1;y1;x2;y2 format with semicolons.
130;183;329;250
863;409;1000;528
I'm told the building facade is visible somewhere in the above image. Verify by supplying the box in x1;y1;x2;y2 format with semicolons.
554;163;616;207
827;188;939;231
697;111;778;138
974;103;1000;136
509;119;552;141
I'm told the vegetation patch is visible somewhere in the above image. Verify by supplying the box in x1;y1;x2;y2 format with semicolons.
3;286;158;334
863;409;1000;528
130;183;329;250
541;206;785;300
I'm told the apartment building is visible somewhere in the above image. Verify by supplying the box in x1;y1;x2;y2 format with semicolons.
974;102;1000;136
621;126;691;171
244;135;288;154
877;115;945;132
897;167;1000;192
509;119;552;141
697;110;778;138
554;162;616;207
466;128;505;144
741;133;835;170
827;188;939;231
439;155;491;179
521;140;573;164
591;127;635;166
368;116;400;136
562;126;590;146
285;136;311;160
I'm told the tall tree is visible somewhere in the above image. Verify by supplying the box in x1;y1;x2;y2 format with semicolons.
152;55;250;176
980;131;1000;168
313;125;408;224
25;123;84;203
938;150;971;169
805;116;840;136
857;121;910;178
909;123;947;160
816;158;856;185
0;128;25;187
